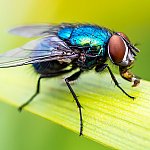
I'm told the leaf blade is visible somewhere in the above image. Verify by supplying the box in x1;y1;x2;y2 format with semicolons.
0;67;150;150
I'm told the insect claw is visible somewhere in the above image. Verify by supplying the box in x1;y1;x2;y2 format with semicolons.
79;132;83;136
18;106;23;112
129;95;135;100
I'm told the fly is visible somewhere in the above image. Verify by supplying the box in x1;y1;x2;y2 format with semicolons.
0;23;140;135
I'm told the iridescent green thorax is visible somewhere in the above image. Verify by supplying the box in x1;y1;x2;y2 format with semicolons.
57;26;74;40
58;25;112;53
58;24;112;69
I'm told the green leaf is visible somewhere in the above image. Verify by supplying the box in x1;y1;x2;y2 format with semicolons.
0;66;150;150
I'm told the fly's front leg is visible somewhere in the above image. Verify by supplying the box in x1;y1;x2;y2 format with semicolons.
65;70;83;136
95;64;134;99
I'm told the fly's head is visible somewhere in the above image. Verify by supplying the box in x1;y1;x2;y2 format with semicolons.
107;32;140;87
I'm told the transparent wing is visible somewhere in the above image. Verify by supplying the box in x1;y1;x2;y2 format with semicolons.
9;23;75;38
0;36;78;68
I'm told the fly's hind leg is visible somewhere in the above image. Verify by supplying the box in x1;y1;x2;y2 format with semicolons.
18;75;52;111
18;69;75;112
18;74;52;112
65;70;83;136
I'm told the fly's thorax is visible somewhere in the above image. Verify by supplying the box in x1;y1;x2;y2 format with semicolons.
69;25;112;47
57;25;112;70
57;26;73;40
58;25;112;47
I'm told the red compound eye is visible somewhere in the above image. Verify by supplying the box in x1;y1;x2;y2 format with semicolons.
108;33;128;64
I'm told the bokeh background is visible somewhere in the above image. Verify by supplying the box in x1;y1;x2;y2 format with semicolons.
0;0;149;150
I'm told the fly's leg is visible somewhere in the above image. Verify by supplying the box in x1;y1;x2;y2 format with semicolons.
95;64;108;72
18;74;51;112
106;65;134;99
95;64;134;99
65;70;83;136
18;69;76;112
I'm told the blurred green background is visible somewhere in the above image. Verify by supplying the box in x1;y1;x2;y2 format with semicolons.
0;0;149;150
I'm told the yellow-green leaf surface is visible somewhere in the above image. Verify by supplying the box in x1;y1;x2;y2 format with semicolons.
0;66;150;150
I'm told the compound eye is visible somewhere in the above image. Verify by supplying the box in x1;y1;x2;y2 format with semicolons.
108;34;128;64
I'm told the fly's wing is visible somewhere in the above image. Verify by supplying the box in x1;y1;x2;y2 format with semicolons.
0;36;79;68
9;23;75;38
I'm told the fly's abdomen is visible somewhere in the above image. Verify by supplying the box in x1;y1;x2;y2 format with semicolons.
33;61;68;74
